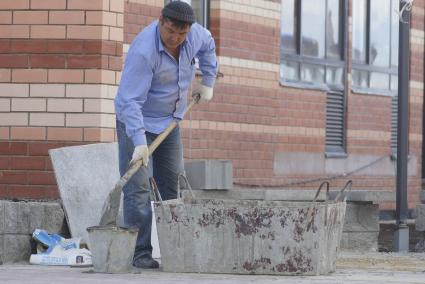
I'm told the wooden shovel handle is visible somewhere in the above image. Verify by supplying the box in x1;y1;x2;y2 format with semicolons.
120;94;200;185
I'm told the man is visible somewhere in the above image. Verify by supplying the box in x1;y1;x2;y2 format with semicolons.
114;1;218;269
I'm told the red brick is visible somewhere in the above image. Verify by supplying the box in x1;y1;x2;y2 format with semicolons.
8;185;45;200
45;157;53;170
83;40;102;53
108;56;122;71
0;184;8;198
84;40;116;55
45;185;60;200
0;39;11;53
47;40;83;54
11;39;46;53
0;157;10;169
0;142;28;155
116;42;123;56
28;171;56;185
0;171;27;184
67;55;107;69
28;142;64;156
31;55;66;68
11;156;45;170
0;55;28;68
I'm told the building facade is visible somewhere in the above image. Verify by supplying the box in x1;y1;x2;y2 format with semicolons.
0;0;424;211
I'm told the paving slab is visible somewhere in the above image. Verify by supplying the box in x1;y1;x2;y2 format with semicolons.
0;252;425;284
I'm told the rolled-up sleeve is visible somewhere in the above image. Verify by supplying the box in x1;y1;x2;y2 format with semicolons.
196;28;218;87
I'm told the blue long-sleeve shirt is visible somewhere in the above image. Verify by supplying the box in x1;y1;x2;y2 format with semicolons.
114;20;218;146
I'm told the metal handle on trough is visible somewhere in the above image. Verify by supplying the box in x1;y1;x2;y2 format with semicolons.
149;177;163;204
333;180;352;202
312;181;330;203
177;173;195;199
305;181;330;228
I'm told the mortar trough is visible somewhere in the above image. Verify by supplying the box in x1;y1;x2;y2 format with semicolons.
86;226;138;273
154;181;351;275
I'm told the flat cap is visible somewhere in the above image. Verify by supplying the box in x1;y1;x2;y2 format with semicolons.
162;1;195;24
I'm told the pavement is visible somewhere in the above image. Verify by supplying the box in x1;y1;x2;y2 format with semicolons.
1;252;425;284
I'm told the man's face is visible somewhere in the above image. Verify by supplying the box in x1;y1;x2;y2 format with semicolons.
159;17;190;50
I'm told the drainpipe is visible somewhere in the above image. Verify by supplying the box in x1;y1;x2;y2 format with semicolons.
393;1;411;252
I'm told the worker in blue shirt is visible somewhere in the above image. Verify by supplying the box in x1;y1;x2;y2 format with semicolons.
114;1;218;269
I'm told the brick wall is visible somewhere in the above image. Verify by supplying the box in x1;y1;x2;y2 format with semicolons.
0;0;124;200
185;0;423;210
345;0;424;209
406;0;424;208
182;0;329;187
124;0;162;44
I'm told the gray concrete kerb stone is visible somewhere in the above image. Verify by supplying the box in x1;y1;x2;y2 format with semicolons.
416;204;425;231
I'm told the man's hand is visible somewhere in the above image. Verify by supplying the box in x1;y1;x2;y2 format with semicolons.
198;84;213;103
130;145;149;166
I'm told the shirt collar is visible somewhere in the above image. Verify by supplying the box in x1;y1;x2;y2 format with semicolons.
156;22;165;52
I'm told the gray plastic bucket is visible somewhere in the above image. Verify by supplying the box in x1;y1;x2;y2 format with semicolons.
86;226;138;273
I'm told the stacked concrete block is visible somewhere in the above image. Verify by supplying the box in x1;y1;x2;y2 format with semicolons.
414;190;425;251
184;160;233;190
416;203;425;231
340;203;380;251
0;200;65;264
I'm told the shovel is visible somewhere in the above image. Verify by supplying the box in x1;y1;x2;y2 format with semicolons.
99;94;200;226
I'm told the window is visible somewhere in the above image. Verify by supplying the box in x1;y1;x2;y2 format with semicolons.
281;0;347;154
352;0;399;94
280;0;345;88
165;0;209;28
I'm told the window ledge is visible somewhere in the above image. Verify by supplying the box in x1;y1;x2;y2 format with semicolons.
325;152;348;159
280;80;345;92
280;80;329;92
351;87;396;97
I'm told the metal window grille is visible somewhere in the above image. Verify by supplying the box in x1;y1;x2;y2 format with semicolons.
326;91;345;152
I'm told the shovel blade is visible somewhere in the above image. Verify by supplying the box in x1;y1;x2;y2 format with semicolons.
99;185;122;226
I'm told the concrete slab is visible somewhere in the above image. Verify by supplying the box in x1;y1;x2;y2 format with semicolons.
0;200;67;264
185;160;233;190
340;232;379;251
28;203;44;233
343;203;379;232
49;143;121;244
0;234;3;265
49;143;160;258
4;201;20;234
415;204;425;231
0;201;4;235
42;203;66;234
274;153;417;176
327;190;395;203
3;235;32;263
